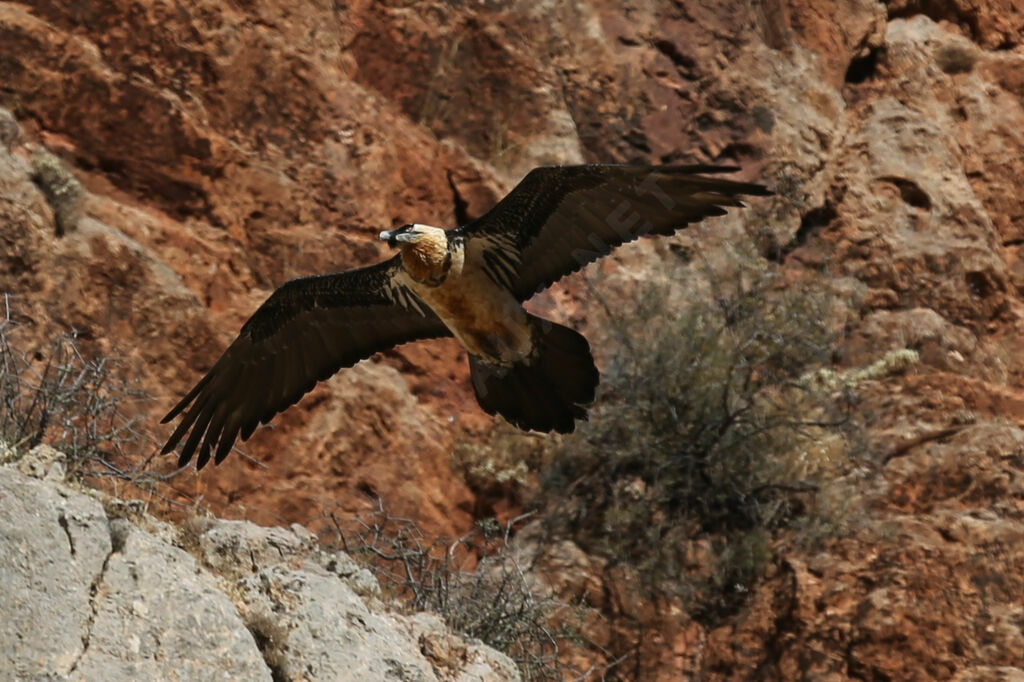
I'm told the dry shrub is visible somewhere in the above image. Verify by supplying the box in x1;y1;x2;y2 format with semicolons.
0;301;153;481
325;505;580;681
539;247;864;621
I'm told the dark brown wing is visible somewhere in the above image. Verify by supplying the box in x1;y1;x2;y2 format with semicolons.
161;256;450;469
459;164;771;300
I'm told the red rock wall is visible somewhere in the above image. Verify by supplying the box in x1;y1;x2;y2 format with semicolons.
2;1;1024;677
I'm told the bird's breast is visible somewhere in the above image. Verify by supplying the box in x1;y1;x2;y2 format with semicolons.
406;262;532;364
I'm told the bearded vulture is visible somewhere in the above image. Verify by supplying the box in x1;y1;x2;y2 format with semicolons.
161;164;770;468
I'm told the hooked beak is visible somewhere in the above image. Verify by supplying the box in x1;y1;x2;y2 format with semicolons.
379;228;414;247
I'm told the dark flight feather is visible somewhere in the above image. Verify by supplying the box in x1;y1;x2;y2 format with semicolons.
161;257;450;468
459;164;771;299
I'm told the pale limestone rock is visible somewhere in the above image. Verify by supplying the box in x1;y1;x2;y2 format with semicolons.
0;457;518;681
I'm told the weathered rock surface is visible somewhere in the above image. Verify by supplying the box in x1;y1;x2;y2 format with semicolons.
0;448;518;681
1;449;112;679
702;420;1024;679
2;0;1024;678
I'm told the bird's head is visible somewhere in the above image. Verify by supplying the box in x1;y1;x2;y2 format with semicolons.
379;223;446;249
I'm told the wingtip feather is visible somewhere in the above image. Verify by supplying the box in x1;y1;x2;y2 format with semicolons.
214;425;240;465
196;440;213;470
161;372;213;424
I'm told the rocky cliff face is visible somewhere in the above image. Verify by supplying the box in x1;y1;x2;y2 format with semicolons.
0;445;517;681
1;0;1024;679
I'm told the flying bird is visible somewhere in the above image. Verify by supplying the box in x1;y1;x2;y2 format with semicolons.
162;164;770;469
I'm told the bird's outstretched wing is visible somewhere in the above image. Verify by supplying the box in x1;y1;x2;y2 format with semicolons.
161;256;450;469
460;164;771;300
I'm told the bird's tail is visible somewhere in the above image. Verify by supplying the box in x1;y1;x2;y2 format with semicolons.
468;316;599;433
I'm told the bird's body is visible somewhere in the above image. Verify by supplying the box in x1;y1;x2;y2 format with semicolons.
398;226;531;363
162;164;771;469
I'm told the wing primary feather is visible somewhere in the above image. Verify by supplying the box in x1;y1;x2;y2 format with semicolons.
196;437;213;470
177;444;194;469
161;371;213;424
240;416;259;442
197;402;232;469
215;422;241;465
161;386;216;454
225;357;261;443
179;401;216;467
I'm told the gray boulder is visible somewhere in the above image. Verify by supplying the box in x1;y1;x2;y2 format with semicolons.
68;519;272;681
0;446;519;681
1;449;110;678
1;446;270;681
